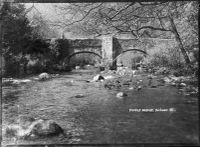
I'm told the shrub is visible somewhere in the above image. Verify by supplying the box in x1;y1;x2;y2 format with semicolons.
70;53;100;68
143;46;185;69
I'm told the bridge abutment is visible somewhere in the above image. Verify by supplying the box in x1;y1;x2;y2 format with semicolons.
101;36;113;66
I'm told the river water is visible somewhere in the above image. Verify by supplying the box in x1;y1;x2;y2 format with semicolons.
1;70;199;145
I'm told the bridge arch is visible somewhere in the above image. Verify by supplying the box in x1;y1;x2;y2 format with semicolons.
64;51;103;64
112;49;147;63
122;49;147;55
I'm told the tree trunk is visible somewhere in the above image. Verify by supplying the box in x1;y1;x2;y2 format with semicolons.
169;17;191;64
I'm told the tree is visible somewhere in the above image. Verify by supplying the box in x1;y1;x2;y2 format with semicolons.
0;2;34;76
1;2;33;56
28;4;59;39
52;1;198;65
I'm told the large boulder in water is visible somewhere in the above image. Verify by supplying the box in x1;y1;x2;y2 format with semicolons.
38;73;50;80
4;116;65;139
116;92;127;99
30;119;65;137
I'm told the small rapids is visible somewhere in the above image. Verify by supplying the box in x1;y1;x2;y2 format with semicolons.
1;70;199;145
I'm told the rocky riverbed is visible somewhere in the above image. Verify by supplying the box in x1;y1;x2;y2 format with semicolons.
1;69;199;146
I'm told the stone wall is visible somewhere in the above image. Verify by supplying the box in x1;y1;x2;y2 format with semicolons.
68;39;102;48
112;37;123;69
68;39;102;55
48;38;102;65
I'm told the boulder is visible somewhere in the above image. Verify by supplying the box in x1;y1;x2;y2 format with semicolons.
38;73;50;80
74;94;85;98
5;117;65;139
132;70;136;75
163;77;171;83
12;80;21;84
30;119;65;137
129;87;134;90
104;75;115;80
75;66;80;70
116;92;127;98
170;82;176;86
137;85;142;91
91;74;105;82
180;83;186;87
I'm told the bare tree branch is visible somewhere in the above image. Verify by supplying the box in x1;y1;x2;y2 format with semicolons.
156;13;166;30
62;3;103;27
110;2;135;19
24;4;35;16
132;26;172;32
94;30;115;37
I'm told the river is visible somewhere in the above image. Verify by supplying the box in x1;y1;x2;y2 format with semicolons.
1;70;199;145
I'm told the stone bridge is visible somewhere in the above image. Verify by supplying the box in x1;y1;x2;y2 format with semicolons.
56;37;148;69
50;36;175;69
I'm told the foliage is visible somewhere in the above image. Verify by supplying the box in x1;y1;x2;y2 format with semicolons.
0;3;63;77
1;3;33;57
49;39;60;57
143;46;183;68
29;9;59;39
53;2;198;65
70;53;100;68
26;39;50;54
3;55;20;77
26;54;53;74
0;3;33;76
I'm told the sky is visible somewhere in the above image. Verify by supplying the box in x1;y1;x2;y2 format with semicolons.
25;3;75;38
25;3;57;19
24;3;99;38
24;3;135;39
